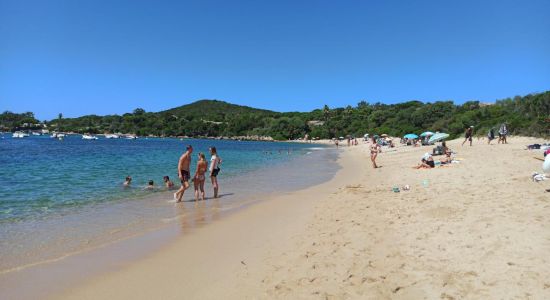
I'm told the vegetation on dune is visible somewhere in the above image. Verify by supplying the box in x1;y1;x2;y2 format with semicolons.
1;91;549;140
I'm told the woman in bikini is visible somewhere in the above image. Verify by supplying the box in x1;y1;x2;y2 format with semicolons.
193;153;208;201
370;137;381;168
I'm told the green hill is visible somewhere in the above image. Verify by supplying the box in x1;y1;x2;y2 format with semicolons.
160;100;277;122
3;91;549;140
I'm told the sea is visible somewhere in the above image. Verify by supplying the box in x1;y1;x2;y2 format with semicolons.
0;134;339;273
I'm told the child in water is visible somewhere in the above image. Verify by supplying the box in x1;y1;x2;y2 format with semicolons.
146;180;155;190
163;176;174;189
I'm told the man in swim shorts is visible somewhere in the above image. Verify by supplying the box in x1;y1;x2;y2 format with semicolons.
462;126;473;146
174;145;193;202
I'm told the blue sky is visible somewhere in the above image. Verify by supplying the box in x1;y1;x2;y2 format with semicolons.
1;0;549;120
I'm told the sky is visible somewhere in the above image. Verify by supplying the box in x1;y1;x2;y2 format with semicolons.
1;0;549;120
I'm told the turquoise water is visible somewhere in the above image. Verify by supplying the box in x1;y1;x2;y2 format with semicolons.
0;135;339;271
0;135;319;223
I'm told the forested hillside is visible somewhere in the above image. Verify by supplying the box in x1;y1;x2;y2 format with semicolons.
2;91;549;140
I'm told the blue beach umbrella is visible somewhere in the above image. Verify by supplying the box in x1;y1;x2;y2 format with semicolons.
428;132;450;143
420;131;434;137
403;133;418;139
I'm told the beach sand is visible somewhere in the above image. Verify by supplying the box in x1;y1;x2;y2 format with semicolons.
49;136;550;299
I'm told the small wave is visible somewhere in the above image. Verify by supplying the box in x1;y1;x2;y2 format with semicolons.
161;215;183;223
307;147;326;151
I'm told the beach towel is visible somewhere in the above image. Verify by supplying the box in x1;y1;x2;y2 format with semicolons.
532;172;547;182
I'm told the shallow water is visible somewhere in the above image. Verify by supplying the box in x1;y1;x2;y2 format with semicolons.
0;135;339;272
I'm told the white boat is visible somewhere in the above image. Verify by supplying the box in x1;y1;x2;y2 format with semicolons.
125;135;138;140
82;134;98;140
13;131;29;138
32;132;41;136
105;134;120;139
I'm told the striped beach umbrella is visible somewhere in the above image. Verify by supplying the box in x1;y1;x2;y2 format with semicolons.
420;131;434;137
428;132;449;143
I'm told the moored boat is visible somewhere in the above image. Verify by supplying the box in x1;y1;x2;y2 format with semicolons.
82;134;98;140
12;131;29;138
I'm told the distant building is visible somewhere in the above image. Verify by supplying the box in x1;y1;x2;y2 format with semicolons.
307;120;325;126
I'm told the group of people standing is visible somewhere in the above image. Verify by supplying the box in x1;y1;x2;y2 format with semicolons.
462;123;509;146
122;146;222;202
174;146;222;202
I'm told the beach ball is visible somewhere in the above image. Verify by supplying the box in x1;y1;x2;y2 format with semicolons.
543;154;550;173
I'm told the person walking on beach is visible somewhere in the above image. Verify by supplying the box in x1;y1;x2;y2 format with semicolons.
174;145;193;202
487;127;496;145
498;123;508;144
462;126;473;146
193;153;208;201
209;147;222;198
370;136;381;168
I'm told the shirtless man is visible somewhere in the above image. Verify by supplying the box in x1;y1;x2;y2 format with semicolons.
174;145;193;202
462;126;473;146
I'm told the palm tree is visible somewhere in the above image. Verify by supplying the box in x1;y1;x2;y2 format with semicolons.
323;105;331;122
57;113;63;131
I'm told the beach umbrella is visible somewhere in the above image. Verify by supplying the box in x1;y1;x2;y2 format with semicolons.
404;133;418;139
420;131;434;137
428;132;449;143
380;134;388;137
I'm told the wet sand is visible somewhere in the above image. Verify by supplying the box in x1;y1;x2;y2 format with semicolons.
23;136;550;299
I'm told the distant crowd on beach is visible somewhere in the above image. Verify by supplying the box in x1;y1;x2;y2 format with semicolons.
123;146;222;202
330;123;511;171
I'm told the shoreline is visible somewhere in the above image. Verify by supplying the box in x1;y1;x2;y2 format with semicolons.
44;146;358;300
4;135;550;299
0;142;342;300
0;138;335;274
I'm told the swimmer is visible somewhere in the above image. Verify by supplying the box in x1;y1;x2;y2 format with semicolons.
146;180;155;189
163;176;174;189
123;176;132;186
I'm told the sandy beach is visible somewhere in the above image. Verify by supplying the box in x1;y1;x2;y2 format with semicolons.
28;136;550;299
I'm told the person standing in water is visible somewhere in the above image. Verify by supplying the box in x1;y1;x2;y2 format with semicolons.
209;146;222;198
174;145;193;202
193;153;208;201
